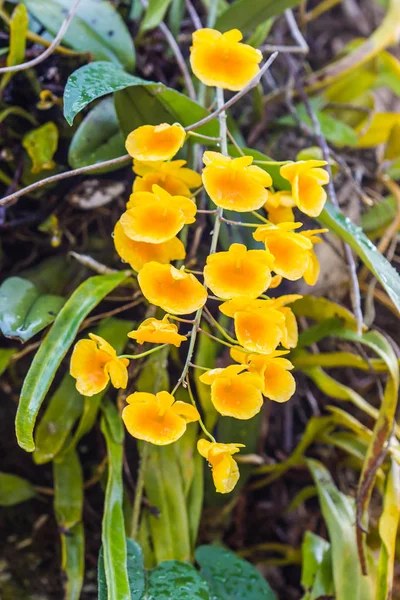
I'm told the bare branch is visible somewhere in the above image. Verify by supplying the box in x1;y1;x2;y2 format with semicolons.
0;0;82;74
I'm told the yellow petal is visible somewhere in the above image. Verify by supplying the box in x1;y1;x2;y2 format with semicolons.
70;339;109;396
125;123;186;161
105;358;129;390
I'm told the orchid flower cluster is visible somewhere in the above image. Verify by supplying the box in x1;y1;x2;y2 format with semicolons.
70;28;329;494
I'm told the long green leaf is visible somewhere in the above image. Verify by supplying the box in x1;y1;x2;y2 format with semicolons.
377;459;400;600
0;472;36;506
33;375;84;464
53;449;84;600
21;0;135;70
301;531;334;600
0;4;28;90
307;459;375;600
98;539;146;600
318;202;400;312
100;400;131;600
216;0;301;33
16;272;126;452
140;0;173;31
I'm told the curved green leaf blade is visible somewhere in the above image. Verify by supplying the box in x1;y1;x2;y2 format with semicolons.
68;97;125;171
318;202;400;312
15;271;126;452
1;4;28;90
307;459;375;600
21;0;135;70
34;375;84;464
0;277;65;343
98;539;146;600
195;545;277;600
216;0;302;33
64;62;219;140
53;449;84;600
146;560;210;600
0;348;16;376
0;472;36;506
377;459;400;600
100;400;130;600
63;62;149;125
141;0;173;31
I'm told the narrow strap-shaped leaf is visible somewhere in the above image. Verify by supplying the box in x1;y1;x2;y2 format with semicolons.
377;459;400;600
100;400;130;600
0;472;36;506
98;539;146;600
318;202;400;312
53;449;84;600
16;272;126;452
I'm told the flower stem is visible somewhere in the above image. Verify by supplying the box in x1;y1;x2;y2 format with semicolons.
130;441;150;540
119;344;168;360
187;377;216;443
171;87;227;395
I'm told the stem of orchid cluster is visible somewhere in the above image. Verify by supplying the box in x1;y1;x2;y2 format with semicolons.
130;441;150;540
119;344;167;360
171;88;227;396
187;377;216;443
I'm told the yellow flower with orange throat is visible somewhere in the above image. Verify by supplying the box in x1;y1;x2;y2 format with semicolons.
119;185;196;244
203;243;274;299
197;439;244;494
126;123;186;161
70;334;129;396
264;191;295;224
190;28;262;91
128;316;187;347
219;295;300;354
199;364;264;419
138;262;207;314
133;159;201;197
122;391;199;445
202;152;272;212
280;160;329;217
231;348;296;404
113;221;185;272
253;223;327;284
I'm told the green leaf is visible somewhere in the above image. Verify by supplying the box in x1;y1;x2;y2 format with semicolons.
318;202;400;312
64;62;147;125
215;0;302;33
0;472;35;506
301;531;334;600
279;106;358;146
100;400;131;600
141;0;173;31
62;523;85;600
21;0;135;70
307;459;375;600
98;539;146;600
195;545;277;600
22;122;59;174
0;348;16;376
361;196;397;233
0;4;28;90
53;448;83;530
0;277;65;343
68;97;125;171
53;449;84;600
296;317;344;349
15;271;126;452
377;459;400;600
33;375;84;464
291;295;358;330
64;61;219;140
146;560;210;599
